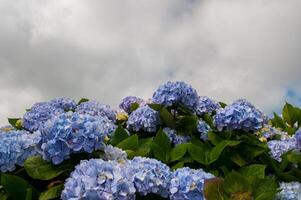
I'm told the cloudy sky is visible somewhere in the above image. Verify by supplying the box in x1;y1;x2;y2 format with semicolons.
0;0;301;124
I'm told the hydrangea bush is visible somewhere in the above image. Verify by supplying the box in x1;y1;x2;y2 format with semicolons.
0;81;301;200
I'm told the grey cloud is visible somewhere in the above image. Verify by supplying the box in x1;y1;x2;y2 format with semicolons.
0;0;301;124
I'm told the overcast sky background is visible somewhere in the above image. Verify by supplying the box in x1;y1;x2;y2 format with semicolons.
0;0;301;124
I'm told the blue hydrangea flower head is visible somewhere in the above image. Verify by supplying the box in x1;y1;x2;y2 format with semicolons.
75;100;116;122
196;96;221;115
104;145;127;161
40;112;117;164
169;167;215;200
22;102;64;132
130;156;171;197
0;129;41;172
257;125;288;140
0;125;15;132
163;127;190;145
197;120;211;141
152;81;199;112
295;128;301;150
61;159;136;200
214;99;267;132
276;182;301;200
50;97;77;111
267;137;297;162
119;96;146;113
127;106;160;132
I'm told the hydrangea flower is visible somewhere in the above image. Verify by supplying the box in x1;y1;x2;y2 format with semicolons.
163;127;191;145
0;125;15;132
130;156;171;197
40;112;117;164
119;96;146;113
50;97;77;111
214;99;267;132
267;137;297;162
196;96;221;115
295;128;301;150
257;125;288;140
61;159;136;200
76;101;116;122
22;102;64;132
276;182;301;200
103;145;127;162
152;81;199;112
169;167;215;200
127;106;160;132
0;130;41;172
197;120;211;141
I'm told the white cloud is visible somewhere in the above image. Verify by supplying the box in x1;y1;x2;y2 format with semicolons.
0;0;300;124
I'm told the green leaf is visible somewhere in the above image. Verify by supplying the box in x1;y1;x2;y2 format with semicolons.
209;141;241;164
231;192;253;200
203;113;214;127
117;134;138;150
159;107;175;127
223;171;250;195
208;132;223;145
77;98;89;105
25;188;32;200
0;189;8;200
130;102;139;112
239;164;266;179
24;156;69;180
282;102;298;127
204;178;229;200
252;178;278;200
147;103;164;111
176;116;198;134
230;153;247;167
271;112;287;129
171;161;185;170
1;173;38;200
188;143;211;165
152;129;171;163
7;118;22;130
170;143;189;162
110;126;129;146
286;151;301;164
39;184;63;200
219;102;227;108
136;138;153;157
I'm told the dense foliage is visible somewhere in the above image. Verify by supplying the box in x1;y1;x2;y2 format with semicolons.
0;81;301;200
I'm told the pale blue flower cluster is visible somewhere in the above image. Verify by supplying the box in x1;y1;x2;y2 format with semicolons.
197;120;211;141
295;128;301;150
40;112;117;164
130;157;171;197
119;96;145;113
276;182;301;200
50;97;77;111
75;101;116;122
0;129;41;172
163;127;191;146
22;98;77;132
196;96;221;115
152;81;199;112
169;167;215;200
258;125;288;140
214;99;266;132
22;102;64;132
104;145;127;161
127;106;160;132
61;159;136;200
267;137;297;162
